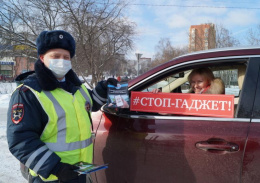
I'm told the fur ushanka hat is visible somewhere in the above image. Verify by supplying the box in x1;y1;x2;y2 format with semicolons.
36;30;75;58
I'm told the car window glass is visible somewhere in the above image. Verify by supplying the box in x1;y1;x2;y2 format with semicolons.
142;68;241;96
141;76;178;92
213;69;239;96
141;71;191;93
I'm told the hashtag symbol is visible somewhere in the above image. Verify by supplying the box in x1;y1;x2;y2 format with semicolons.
133;97;140;105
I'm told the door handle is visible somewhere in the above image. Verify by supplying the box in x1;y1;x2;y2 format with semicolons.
196;140;239;152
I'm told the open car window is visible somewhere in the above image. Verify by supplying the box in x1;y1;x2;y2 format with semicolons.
136;60;248;118
141;68;241;97
142;71;191;93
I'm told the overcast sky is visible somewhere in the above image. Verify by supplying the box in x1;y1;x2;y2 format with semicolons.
124;0;260;60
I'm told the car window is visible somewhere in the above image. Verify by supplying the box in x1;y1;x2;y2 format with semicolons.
139;62;247;118
214;69;240;96
142;68;240;96
141;71;191;93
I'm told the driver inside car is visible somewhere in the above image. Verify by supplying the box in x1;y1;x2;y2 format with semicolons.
152;67;225;95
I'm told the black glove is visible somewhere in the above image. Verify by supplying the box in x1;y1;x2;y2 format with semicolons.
102;78;118;89
55;162;79;182
107;78;118;86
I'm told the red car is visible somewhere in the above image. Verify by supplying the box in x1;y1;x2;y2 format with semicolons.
21;47;260;183
92;47;260;183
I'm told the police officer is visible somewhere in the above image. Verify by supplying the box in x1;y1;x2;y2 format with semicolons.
7;30;117;183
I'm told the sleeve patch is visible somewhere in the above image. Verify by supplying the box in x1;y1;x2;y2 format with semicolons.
11;104;24;124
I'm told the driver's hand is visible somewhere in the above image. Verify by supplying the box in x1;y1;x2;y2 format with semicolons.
151;88;162;93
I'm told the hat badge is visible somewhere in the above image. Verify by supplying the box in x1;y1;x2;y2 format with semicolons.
59;34;63;39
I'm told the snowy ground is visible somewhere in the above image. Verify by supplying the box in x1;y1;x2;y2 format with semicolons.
0;82;27;183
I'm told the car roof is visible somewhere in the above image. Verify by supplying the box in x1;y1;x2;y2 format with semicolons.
128;46;260;88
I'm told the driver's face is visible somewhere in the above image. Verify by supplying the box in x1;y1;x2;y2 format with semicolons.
191;74;210;94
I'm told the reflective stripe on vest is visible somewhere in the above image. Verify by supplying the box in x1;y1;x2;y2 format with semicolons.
24;85;93;182
43;90;92;151
79;87;93;111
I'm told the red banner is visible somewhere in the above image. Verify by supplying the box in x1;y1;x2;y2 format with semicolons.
130;92;234;118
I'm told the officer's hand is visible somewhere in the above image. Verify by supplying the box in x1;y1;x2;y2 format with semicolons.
55;162;79;182
107;78;118;86
103;78;118;89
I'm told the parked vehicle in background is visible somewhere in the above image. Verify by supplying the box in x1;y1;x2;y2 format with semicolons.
0;74;13;82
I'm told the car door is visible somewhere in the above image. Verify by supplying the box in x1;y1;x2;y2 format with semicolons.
93;58;257;183
242;58;260;183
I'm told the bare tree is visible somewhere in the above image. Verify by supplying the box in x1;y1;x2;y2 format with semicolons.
152;37;188;68
215;24;240;48
0;0;63;47
0;0;61;66
0;0;136;86
247;25;260;45
56;0;135;85
107;54;127;77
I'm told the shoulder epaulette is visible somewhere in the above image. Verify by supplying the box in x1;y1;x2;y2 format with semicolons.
20;86;29;92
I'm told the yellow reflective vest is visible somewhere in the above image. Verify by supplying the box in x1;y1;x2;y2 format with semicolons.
26;85;93;181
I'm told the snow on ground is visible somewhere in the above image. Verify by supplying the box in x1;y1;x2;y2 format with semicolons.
0;107;26;183
0;82;17;95
0;83;26;183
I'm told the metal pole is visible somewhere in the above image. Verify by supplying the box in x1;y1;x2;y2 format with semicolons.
135;53;142;76
137;57;139;76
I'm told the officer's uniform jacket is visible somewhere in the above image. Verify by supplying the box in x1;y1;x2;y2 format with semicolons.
7;59;108;179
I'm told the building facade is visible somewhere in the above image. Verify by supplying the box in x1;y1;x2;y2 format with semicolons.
0;56;35;81
14;56;35;76
189;23;216;52
0;44;36;81
0;57;14;81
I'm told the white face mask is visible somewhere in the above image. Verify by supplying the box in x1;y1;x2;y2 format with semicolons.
48;59;72;79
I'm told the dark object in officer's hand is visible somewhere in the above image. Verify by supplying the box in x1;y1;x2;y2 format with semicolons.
55;162;79;182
